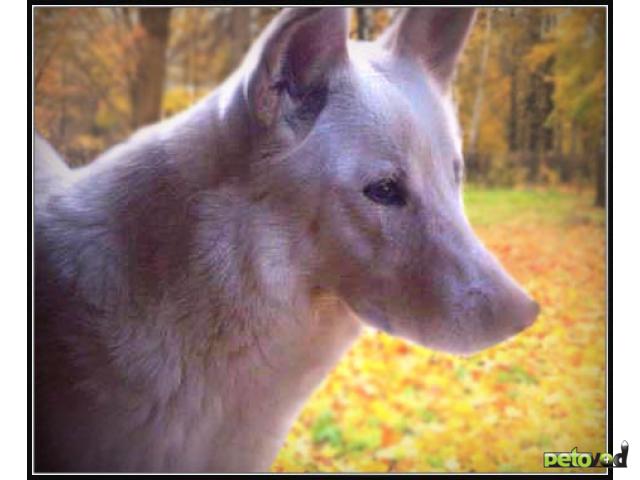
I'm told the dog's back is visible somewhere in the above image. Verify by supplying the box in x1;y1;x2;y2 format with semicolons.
35;134;69;207
35;135;106;471
34;130;210;471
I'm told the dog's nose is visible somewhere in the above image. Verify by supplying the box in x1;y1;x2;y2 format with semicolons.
527;299;540;325
517;298;540;330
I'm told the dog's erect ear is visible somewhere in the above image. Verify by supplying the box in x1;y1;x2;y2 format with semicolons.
243;8;349;127
378;8;476;88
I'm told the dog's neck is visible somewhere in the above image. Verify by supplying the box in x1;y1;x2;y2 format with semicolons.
39;73;362;471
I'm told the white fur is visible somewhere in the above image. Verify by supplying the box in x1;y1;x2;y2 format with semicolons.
35;8;537;472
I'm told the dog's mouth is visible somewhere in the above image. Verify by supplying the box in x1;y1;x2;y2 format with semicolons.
351;303;521;357
346;293;533;357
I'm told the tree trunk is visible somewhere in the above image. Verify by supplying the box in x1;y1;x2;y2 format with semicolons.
356;8;370;40
570;119;578;188
227;8;252;76
595;128;606;207
468;9;493;158
508;65;519;152
58;60;67;150
130;7;172;129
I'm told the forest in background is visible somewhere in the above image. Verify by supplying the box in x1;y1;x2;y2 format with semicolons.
34;7;606;206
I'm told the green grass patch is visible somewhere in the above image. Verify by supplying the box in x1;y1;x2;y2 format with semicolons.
463;185;605;228
312;411;343;447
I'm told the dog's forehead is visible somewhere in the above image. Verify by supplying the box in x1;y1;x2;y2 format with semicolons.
342;41;463;165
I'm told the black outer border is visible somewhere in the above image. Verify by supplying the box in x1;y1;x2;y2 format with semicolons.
28;1;613;478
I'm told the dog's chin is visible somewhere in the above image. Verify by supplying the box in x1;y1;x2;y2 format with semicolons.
395;333;505;358
363;315;523;358
421;329;525;357
351;303;527;357
353;306;474;354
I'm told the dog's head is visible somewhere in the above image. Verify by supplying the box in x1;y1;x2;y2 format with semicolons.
238;8;538;355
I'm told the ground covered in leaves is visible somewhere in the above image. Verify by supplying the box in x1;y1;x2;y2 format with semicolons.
271;186;606;473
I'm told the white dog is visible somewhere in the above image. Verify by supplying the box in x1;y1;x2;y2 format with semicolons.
35;7;538;472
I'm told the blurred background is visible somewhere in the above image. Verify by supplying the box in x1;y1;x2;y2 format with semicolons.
35;7;605;206
34;7;607;473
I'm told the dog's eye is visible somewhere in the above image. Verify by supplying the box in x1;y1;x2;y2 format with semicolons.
363;178;406;207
